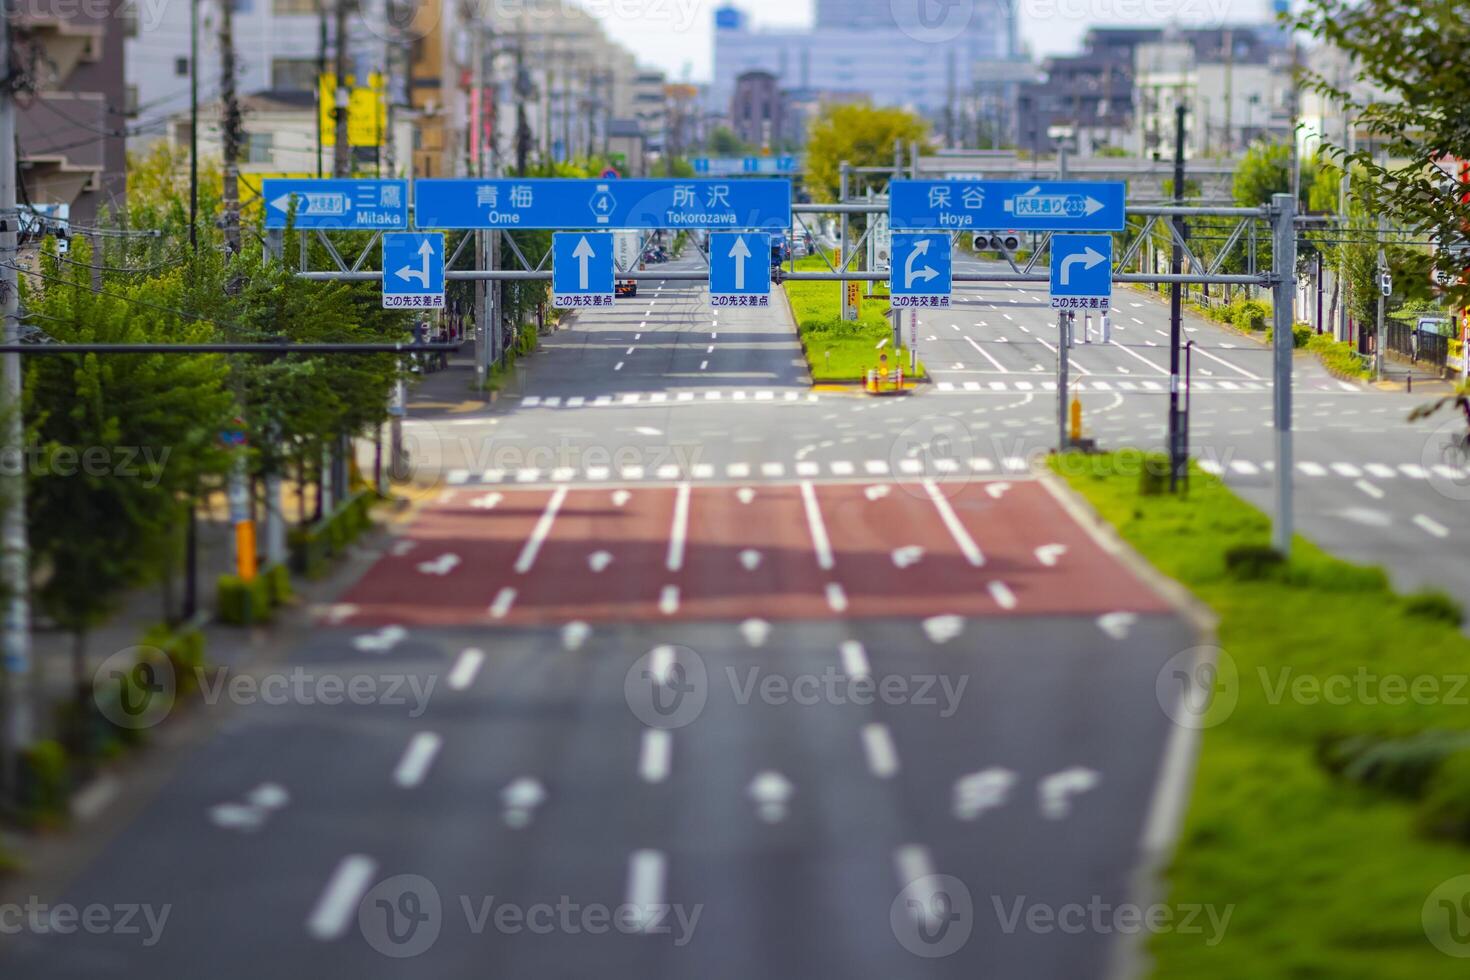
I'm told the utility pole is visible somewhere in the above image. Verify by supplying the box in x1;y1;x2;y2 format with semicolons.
316;0;327;178
333;0;350;177
1271;192;1298;556
1375;217;1387;382
219;0;242;255
839;162;850;321
0;0;31;800
514;34;530;176
1167;100;1187;491
189;0;199;251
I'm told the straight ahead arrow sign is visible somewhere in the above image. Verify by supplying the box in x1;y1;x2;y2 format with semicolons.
572;236;595;290
728;235;751;290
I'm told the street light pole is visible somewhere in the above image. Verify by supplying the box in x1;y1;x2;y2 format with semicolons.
1272;192;1298;556
1167;101;1187;491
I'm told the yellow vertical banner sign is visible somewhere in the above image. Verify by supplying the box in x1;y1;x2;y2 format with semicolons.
846;280;861;316
318;72;386;148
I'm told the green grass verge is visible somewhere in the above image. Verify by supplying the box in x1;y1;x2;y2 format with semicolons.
1307;333;1373;380
783;252;925;382
1049;451;1470;978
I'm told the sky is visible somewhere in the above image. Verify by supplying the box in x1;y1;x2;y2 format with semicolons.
589;0;1276;83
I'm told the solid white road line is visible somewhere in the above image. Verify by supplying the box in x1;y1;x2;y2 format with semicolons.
1413;514;1450;538
923;480;984;566
639;729;671;783
515;487;568;574
307;855;378;940
448;648;485;690
840;640;870;679
1190;344;1260;379
393;732;443;788
964;335;1008;372
800;481;835;571
1107;340;1170;375
667;482;691;572
626;850;667;932
489;587;517;619
862;723;900;778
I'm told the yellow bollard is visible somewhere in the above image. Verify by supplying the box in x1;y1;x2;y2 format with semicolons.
1069;396;1083;443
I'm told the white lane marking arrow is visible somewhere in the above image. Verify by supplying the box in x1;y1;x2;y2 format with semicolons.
903;237;939;289
736;487;756;504
953;768;1016;821
561;620;591;650
1097;611;1136;640
1034;544;1067;567
416;553;461;576
572;235;595;290
390;539;416;557
396;238;434;287
985;481;1012;499
501;777;546;828
921;614;965;644
1059;246;1106;286
748;770;794;823
1039;766;1100;819
739;618;771;647
729;235;751;290
352;625;407;652
588;550;614;572
891;545;925;569
611;490;632;507
738;548;762;571
469;492;503;510
864;484;891;501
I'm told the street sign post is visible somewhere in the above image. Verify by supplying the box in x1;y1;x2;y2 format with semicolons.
890;233;953;308
551;232;614;309
262;178;408;229
381;232;446;309
889;180;1126;232
1048;234;1113;312
709;232;772;307
414;178;792;230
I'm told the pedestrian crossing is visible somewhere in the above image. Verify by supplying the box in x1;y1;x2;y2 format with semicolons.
516;390;820;409
1198;458;1470;482
442;454;1039;487
932;378;1358;394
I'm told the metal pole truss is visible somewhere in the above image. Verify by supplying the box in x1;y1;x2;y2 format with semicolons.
293;203;1277;290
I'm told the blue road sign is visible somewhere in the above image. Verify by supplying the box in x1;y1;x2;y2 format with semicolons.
262;178;408;230
413;178;791;231
708;232;772;308
889;180;1126;232
382;232;446;310
890;233;952;308
551;232;615;309
1049;234;1113;311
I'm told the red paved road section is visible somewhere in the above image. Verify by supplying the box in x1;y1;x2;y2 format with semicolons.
338;480;1172;626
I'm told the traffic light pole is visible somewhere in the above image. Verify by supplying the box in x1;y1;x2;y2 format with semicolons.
1271;192;1297;556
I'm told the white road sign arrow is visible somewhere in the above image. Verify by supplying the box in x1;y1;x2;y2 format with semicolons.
501;777;547;828
953;767;1016;821
1059;246;1106;286
748;770;795;823
572;235;596;290
728;235;751;290
903;237;939;288
1039;766;1100;819
396;238;434;288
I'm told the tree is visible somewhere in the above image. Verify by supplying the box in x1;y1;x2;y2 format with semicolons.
1295;0;1470;309
804;105;931;203
708;126;748;156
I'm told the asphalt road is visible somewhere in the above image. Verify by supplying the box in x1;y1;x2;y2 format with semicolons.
4;244;1458;977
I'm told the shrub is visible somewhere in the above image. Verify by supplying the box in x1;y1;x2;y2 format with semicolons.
1318;730;1470;798
1401;588;1464;626
1418;750;1470;842
1233;299;1270;332
216;573;273;625
141;622;206;697
1223;543;1285;581
1306;334;1372;380
18;740;71;828
261;563;292;606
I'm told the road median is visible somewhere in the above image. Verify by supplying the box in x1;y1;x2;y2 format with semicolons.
1051;450;1470;978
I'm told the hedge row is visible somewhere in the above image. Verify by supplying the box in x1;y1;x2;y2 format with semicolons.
287;490;380;580
216;563;291;626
